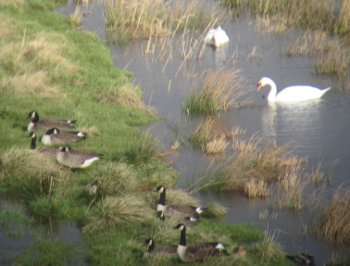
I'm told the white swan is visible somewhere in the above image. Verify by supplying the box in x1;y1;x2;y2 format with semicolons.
204;26;229;48
257;77;331;103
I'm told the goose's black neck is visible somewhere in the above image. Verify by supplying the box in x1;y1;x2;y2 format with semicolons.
30;136;36;149
159;188;166;205
179;227;186;246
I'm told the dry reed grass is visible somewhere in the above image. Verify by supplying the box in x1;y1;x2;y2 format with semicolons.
287;30;335;56
220;135;306;197
243;178;269;198
315;47;350;76
255;15;288;34
69;6;83;26
83;194;153;233
336;0;350;34
104;0;227;39
273;168;309;210
186;68;245;114
205;136;229;154
189;117;230;153
313;188;350;244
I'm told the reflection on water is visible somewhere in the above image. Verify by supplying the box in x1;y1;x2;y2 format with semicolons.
8;1;346;264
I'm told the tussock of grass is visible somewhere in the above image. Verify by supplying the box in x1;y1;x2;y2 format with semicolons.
273;169;309;210
99;83;153;113
6;71;63;97
84;194;153;233
90;162;139;195
189;117;230;153
0;148;70;200
312;188;350;244
203;202;227;218
185;69;245;114
205;136;229;154
206;136;305;204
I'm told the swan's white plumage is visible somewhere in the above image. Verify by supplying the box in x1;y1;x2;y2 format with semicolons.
204;26;229;48
257;77;331;103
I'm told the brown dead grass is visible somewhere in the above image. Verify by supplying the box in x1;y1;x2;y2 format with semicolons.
99;84;153;113
244;178;269;198
220;135;307;196
0;32;77;97
313;188;350;244
287;30;335;56
189;117;230;153
0;0;23;7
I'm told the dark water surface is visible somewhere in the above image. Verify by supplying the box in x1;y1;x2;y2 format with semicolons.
2;1;348;265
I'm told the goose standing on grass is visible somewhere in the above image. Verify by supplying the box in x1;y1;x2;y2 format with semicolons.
174;223;228;262
56;146;101;169
257;77;332;103
27;111;76;132
29;132;60;156
40;127;86;146
156;186;206;216
204;26;229;48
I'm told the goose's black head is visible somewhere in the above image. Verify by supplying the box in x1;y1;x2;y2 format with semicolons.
27;111;39;122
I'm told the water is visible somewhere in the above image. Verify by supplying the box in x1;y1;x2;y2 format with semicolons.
41;1;350;264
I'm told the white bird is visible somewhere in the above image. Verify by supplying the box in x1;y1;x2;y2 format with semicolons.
257;77;331;103
204;26;229;48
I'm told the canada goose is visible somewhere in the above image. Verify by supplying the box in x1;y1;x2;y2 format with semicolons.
27;111;76;132
29;132;60;156
286;252;315;266
40;127;86;146
56;146;101;169
174;223;228;262
156;186;207;216
143;238;177;257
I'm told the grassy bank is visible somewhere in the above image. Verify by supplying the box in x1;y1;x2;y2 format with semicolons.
0;0;291;265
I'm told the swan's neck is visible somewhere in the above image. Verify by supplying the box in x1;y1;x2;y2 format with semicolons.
266;79;277;102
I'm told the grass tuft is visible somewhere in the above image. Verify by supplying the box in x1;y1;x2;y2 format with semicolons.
83;194;153;233
185;69;245;114
312;188;350;244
